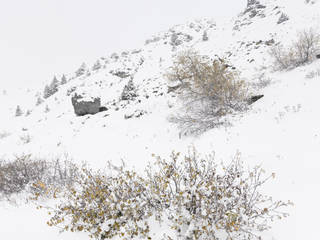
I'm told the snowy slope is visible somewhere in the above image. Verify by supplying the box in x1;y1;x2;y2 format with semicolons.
1;0;320;239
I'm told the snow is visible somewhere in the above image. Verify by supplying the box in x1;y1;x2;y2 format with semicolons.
1;0;320;239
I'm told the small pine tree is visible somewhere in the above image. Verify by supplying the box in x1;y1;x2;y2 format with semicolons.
49;76;60;95
43;85;51;99
120;79;138;100
15;105;23;117
92;60;101;71
75;63;87;77
36;96;43;106
25;110;31;116
44;76;60;99
44;105;50;113
60;74;67;85
202;31;208;41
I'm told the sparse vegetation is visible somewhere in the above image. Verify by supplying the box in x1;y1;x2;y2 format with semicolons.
39;149;291;240
75;63;88;77
44;76;60;99
0;154;79;199
270;28;320;70
20;133;32;144
0;131;10;140
120;79;138;101
15;105;23;117
166;50;248;135
305;68;320;78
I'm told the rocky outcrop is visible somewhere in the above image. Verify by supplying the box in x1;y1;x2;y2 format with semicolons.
71;93;101;116
248;95;264;105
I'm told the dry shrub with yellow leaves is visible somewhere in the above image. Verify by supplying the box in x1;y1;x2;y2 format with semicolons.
45;149;291;240
46;166;153;240
270;28;320;70
146;149;292;240
166;50;248;135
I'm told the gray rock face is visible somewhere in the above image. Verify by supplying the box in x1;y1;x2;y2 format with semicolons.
247;95;264;105
71;93;101;116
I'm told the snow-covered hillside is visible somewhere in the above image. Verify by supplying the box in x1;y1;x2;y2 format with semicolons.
1;0;320;239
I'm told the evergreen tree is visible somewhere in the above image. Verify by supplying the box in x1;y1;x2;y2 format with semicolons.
15;105;23;117
25;110;31;116
49;76;60;95
202;31;208;41
45;105;50;113
61;74;67;85
75;63;87;77
36;96;43;106
92;60;101;71
120;79;137;100
43;76;60;99
43;85;51;99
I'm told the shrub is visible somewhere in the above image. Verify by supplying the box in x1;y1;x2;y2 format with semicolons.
15;105;23;117
166;50;248;135
120;79;138;101
0;155;79;199
45;149;291;240
0;131;10;140
305;68;320;79
46;165;152;240
270;28;320;70
146;150;292;240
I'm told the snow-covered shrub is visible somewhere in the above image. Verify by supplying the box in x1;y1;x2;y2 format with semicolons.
61;74;67;85
46;165;152;240
45;149;291;240
167;50;248;134
146;149;292;240
20;133;32;144
92;60;102;71
43;76;60;99
44;105;50;113
305;68;320;78
75;63;87;77
251;73;272;90
36;96;44;106
270;28;320;70
0;131;10;139
0;155;79;198
120;79;138;101
202;31;208;41
15;105;23;117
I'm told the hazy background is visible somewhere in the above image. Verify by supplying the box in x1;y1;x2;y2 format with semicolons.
0;0;246;91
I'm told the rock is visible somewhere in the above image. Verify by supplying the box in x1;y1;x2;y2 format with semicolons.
71;93;101;116
316;54;320;59
99;106;108;112
265;39;275;46
248;95;264;105
111;70;130;78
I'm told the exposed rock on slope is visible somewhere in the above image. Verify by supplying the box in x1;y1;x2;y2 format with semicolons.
71;93;101;116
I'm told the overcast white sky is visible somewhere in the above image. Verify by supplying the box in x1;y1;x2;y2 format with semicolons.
0;0;246;91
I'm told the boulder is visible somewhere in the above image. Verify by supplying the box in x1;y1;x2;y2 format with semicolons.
248;95;264;105
99;106;108;112
71;93;101;116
